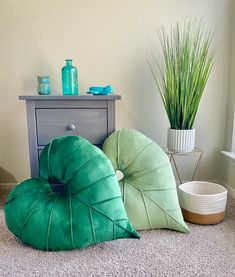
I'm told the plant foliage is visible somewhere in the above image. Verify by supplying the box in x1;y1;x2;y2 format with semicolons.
148;22;214;129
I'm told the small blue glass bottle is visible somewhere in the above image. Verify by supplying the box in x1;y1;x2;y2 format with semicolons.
62;59;79;95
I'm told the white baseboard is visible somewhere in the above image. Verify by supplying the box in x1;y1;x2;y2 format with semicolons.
2;181;233;199
220;181;235;199
0;183;17;194
226;184;235;199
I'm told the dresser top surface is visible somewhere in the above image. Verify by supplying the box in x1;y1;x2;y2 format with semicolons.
19;94;121;100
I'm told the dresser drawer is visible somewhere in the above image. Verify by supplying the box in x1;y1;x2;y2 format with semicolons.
36;108;108;146
20;95;120;177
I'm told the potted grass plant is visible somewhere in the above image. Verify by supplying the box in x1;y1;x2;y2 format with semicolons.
148;22;214;152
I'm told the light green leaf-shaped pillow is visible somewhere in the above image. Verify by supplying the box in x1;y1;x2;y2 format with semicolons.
103;129;189;233
4;136;139;251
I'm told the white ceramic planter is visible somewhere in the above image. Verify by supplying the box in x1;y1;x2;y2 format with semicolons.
167;128;195;152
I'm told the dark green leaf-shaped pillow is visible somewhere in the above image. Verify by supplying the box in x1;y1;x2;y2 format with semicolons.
4;136;139;251
102;129;189;233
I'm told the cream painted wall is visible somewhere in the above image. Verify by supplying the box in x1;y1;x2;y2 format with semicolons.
0;0;232;183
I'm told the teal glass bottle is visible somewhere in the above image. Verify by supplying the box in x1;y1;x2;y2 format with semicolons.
62;59;79;95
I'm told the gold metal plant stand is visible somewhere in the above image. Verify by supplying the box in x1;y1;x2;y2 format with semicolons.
163;147;203;184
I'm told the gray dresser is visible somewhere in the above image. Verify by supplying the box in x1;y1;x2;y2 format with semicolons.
19;95;121;177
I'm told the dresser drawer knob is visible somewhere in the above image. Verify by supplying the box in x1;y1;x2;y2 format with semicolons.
66;124;76;131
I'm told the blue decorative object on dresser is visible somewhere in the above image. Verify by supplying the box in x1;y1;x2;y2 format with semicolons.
37;76;51;95
87;85;113;95
62;59;79;95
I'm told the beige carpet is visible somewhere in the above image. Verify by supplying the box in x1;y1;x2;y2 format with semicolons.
0;197;235;277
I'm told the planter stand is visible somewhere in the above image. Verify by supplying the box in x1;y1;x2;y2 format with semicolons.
163;147;203;184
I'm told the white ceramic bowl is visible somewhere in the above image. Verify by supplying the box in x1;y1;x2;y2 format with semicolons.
178;181;227;224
